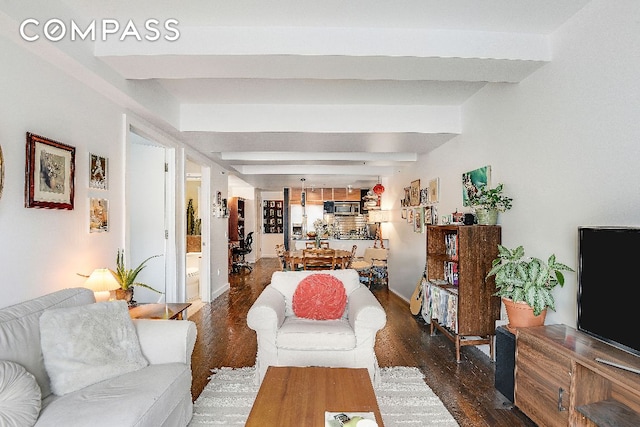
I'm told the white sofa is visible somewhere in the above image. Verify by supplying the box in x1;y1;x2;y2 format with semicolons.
247;269;386;384
0;288;197;427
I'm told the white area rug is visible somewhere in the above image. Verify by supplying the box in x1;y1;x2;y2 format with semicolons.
189;366;459;426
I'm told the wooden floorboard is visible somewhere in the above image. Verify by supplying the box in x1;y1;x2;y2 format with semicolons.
189;258;536;427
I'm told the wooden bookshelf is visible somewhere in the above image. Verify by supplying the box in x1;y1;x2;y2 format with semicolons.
426;225;501;362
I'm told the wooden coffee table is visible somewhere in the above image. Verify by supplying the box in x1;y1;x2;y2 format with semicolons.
246;366;384;427
128;303;191;320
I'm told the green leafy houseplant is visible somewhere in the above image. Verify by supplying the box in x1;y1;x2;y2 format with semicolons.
468;183;513;212
110;249;163;294
487;245;574;316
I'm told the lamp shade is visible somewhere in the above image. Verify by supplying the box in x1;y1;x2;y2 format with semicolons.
84;268;120;292
367;210;390;224
373;182;385;196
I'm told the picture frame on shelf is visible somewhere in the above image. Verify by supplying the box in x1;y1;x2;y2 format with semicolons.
89;198;108;232
25;132;75;210
407;207;414;224
401;208;407;220
410;179;421;206
462;165;491;206
89;153;108;190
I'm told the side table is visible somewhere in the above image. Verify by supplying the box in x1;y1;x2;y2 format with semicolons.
128;303;192;320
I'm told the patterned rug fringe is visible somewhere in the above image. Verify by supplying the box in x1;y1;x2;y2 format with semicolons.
189;366;458;426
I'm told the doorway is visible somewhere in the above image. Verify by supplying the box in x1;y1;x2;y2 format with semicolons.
185;158;211;311
126;130;172;302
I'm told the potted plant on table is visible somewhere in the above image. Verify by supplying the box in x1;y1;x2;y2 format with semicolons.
110;249;163;306
486;245;574;333
468;183;513;225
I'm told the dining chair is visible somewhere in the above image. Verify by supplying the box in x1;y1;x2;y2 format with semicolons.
302;248;337;270
344;244;357;269
319;241;330;249
352;247;388;288
275;243;287;271
305;241;316;249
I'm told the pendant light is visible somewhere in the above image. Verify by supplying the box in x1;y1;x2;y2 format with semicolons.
373;176;385;196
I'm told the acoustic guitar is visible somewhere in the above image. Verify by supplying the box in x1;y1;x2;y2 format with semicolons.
409;266;427;315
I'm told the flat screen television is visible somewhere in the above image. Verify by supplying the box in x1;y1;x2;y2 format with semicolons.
578;226;640;357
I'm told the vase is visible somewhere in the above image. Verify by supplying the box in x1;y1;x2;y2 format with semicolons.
502;297;546;334
475;208;498;225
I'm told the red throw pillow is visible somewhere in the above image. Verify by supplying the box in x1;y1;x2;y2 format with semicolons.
292;274;347;320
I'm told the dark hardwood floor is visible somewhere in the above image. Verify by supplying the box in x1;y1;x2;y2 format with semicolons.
189;258;536;427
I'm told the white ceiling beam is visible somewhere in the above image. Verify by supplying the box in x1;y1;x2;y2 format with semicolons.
232;164;396;176
180;104;460;133
220;152;417;161
95;27;549;61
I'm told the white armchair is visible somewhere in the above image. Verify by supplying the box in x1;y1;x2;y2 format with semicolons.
247;269;386;384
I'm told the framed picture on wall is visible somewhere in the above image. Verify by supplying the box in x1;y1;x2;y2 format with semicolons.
428;178;439;203
420;188;429;205
89;153;108;190
25;132;75;210
462;165;491;206
89;198;108;232
409;179;420;206
424;206;432;225
413;207;424;233
263;199;283;233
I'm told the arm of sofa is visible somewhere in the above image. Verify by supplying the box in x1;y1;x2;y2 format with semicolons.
347;287;387;338
246;285;286;332
133;319;197;365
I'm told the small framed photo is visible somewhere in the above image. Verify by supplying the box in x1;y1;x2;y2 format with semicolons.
89;198;109;232
410;179;421;206
89;153;108;190
401;208;407;219
428;178;439;203
424;206;432;225
25;132;75;210
420;188;429;205
413;207;425;233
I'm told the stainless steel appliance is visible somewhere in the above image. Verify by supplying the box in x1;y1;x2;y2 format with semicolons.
334;201;360;215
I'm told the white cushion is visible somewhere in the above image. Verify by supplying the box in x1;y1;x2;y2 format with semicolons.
0;361;41;427
39;300;148;396
37;363;191;427
277;317;356;350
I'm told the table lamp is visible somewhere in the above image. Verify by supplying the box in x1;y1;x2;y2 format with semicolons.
367;210;390;249
84;268;120;301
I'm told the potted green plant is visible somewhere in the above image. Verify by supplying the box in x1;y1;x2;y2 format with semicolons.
110;249;163;306
468;183;513;225
486;245;574;332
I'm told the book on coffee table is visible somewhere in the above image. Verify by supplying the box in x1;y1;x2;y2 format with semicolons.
325;412;377;427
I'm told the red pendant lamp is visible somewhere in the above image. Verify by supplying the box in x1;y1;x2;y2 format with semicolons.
373;177;385;196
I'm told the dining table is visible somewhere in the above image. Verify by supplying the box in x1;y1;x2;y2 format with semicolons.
284;248;353;270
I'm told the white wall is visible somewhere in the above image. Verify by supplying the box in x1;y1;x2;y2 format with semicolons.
387;0;640;328
0;33;230;308
0;35;125;307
